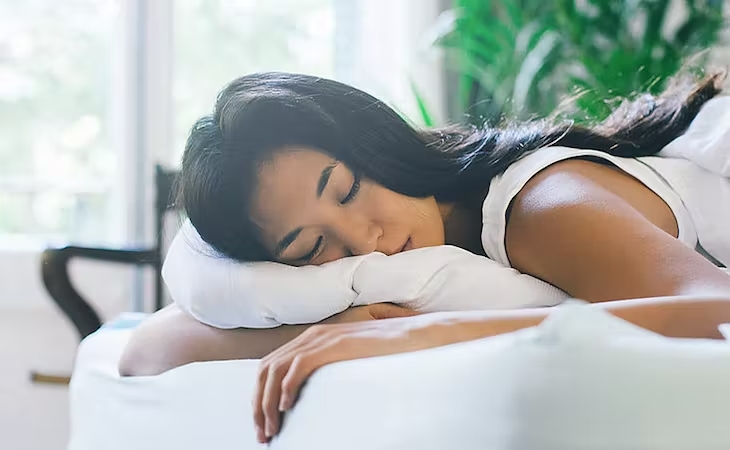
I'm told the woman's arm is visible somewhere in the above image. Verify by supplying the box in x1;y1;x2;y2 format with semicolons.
251;295;730;442
118;303;420;377
117;305;309;377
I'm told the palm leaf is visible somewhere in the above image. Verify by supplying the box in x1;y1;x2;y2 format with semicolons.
427;0;725;125
410;81;435;127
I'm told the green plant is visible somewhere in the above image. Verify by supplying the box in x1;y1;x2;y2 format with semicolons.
410;80;436;127
432;0;725;125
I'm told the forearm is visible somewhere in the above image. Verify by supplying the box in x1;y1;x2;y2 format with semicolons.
119;305;309;376
425;296;730;346
120;296;730;377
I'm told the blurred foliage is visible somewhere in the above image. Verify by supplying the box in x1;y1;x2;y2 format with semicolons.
432;0;726;125
410;80;436;127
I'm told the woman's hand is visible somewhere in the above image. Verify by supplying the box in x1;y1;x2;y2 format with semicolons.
253;303;434;443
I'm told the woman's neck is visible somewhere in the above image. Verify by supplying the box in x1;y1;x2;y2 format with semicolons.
439;202;486;256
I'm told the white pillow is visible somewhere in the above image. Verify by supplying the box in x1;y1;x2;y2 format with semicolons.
162;221;568;329
70;307;730;450
660;96;730;177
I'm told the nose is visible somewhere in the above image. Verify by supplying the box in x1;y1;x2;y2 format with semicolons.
334;213;382;256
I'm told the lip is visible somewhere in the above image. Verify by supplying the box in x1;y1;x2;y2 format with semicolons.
399;237;413;253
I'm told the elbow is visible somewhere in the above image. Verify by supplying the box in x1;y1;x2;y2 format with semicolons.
116;306;188;377
117;334;167;377
117;352;146;377
117;360;137;377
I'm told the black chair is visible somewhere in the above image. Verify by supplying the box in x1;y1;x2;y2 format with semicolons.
40;165;179;340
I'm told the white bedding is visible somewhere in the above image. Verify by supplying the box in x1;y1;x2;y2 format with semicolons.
69;306;730;450
165;228;568;329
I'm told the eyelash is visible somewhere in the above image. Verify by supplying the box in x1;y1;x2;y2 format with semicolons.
297;236;323;264
340;175;361;205
299;174;360;264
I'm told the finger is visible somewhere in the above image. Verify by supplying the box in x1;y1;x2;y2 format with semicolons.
262;361;290;439
279;353;317;411
279;338;349;411
369;303;421;320
260;331;335;438
252;365;268;443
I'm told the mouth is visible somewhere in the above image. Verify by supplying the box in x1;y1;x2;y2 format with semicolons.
398;237;413;253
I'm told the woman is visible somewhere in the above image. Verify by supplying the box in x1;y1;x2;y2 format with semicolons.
120;72;730;443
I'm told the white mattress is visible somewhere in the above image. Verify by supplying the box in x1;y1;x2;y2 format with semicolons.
69;306;730;450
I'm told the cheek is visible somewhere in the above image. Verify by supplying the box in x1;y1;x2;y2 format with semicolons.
411;199;440;223
410;200;445;243
363;185;409;224
368;186;442;234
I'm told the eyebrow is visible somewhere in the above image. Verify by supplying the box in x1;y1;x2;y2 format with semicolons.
317;163;338;198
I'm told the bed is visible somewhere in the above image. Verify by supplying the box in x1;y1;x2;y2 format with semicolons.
68;306;730;450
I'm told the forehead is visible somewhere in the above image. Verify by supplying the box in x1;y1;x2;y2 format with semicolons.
250;147;334;243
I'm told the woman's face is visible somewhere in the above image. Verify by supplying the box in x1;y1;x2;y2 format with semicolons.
250;148;447;266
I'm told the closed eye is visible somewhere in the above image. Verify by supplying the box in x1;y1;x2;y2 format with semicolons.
294;236;324;264
340;175;361;205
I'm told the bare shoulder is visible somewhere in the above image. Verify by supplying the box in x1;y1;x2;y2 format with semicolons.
503;158;728;301
507;158;677;235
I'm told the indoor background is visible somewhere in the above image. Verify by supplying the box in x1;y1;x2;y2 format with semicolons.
1;1;728;449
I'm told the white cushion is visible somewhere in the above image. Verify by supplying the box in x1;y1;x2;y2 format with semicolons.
163;221;567;329
661;96;730;177
69;307;730;450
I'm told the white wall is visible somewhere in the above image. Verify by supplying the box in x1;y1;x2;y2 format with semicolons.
1;310;75;450
0;252;152;450
0;251;137;314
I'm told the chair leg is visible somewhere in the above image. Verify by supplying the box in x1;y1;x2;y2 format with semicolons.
41;249;103;340
30;371;71;386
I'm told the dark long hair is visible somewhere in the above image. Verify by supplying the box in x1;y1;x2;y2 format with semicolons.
180;71;723;262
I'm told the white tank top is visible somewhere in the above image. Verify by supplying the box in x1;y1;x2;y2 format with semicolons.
481;97;730;269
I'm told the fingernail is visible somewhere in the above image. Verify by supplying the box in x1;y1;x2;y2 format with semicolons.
265;423;274;438
255;426;265;443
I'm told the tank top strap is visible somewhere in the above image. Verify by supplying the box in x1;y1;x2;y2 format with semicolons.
481;146;698;267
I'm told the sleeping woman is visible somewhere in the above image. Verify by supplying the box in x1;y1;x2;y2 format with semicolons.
119;71;730;443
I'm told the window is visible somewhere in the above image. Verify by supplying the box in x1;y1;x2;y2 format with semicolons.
0;0;120;246
173;0;335;158
1;0;442;249
0;0;337;246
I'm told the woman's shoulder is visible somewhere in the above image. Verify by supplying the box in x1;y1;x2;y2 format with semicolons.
485;146;649;200
480;146;689;265
508;157;677;233
502;157;730;301
480;147;631;263
482;146;622;215
503;155;679;265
